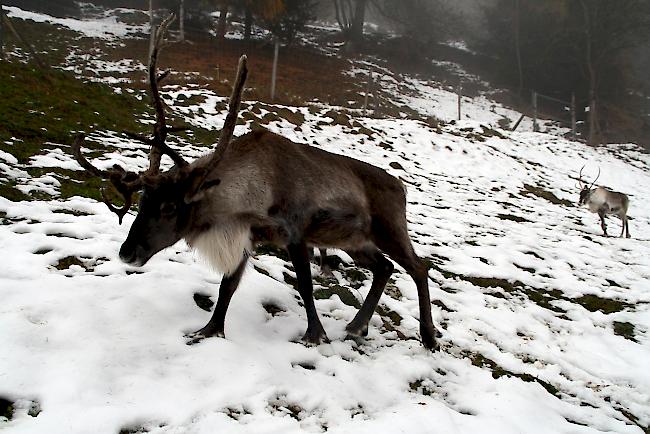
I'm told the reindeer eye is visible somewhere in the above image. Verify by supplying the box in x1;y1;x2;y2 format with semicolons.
160;202;177;216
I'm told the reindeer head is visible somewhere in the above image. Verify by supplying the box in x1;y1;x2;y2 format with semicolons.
73;15;248;266
577;165;600;206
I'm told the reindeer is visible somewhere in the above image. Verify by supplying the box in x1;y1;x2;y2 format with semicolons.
577;166;630;238
71;16;439;350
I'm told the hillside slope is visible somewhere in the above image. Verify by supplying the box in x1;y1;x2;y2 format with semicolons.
1;5;649;434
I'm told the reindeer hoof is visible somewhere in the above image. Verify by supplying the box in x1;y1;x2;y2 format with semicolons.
301;328;329;346
184;328;224;345
345;322;369;338
420;324;440;352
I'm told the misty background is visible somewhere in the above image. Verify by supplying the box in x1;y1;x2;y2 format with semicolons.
3;0;650;147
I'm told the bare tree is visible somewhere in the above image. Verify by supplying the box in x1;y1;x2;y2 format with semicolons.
333;0;367;51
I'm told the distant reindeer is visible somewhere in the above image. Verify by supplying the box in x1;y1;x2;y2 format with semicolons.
577;166;630;238
71;16;439;350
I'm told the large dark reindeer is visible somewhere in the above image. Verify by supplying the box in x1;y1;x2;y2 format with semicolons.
577;166;631;238
72;16;439;350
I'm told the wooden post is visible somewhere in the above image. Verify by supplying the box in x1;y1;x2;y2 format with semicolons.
571;92;577;140
457;82;462;121
511;113;525;131
178;0;184;41
363;72;371;115
588;96;596;146
532;90;538;132
270;38;279;101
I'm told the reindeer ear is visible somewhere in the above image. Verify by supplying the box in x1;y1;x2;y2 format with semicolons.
184;167;220;203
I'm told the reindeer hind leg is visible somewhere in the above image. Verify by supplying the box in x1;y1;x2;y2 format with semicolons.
372;218;439;351
344;248;394;339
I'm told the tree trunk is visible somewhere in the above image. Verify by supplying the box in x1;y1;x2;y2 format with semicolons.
348;0;366;49
244;6;253;41
216;4;229;39
514;0;523;96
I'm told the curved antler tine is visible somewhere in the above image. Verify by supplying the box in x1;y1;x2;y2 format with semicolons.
72;134;108;178
146;14;179;175
578;165;585;188
100;187;132;225
212;55;248;162
589;167;601;189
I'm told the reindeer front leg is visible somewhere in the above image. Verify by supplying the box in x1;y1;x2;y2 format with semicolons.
187;256;248;343
598;210;608;237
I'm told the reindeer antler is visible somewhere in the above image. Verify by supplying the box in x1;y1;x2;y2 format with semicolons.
589;167;600;189
72;134;142;224
577;165;585;188
187;55;248;194
72;14;189;223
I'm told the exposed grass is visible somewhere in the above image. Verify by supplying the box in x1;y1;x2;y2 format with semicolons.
613;321;637;343
521;184;573;207
54;255;88;271
0;60;150;164
466;352;561;398
575;295;630;314
314;284;361;308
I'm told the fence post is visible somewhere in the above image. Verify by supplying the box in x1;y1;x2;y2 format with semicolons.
588;96;596;146
457;82;462;121
571;92;577;140
532;90;538;132
270;38;279;101
363;72;371;115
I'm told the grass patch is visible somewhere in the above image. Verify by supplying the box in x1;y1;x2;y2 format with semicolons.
314;284;361;308
574;295;630;314
521;184;573;207
0;61;149;163
466;352;560;398
54;255;89;271
497;213;531;223
613;321;637;342
0;182;30;201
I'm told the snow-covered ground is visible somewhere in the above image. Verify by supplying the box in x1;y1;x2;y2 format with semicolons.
1;5;650;434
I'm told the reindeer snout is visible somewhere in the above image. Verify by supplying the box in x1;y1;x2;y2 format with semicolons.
119;241;149;266
119;242;137;264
